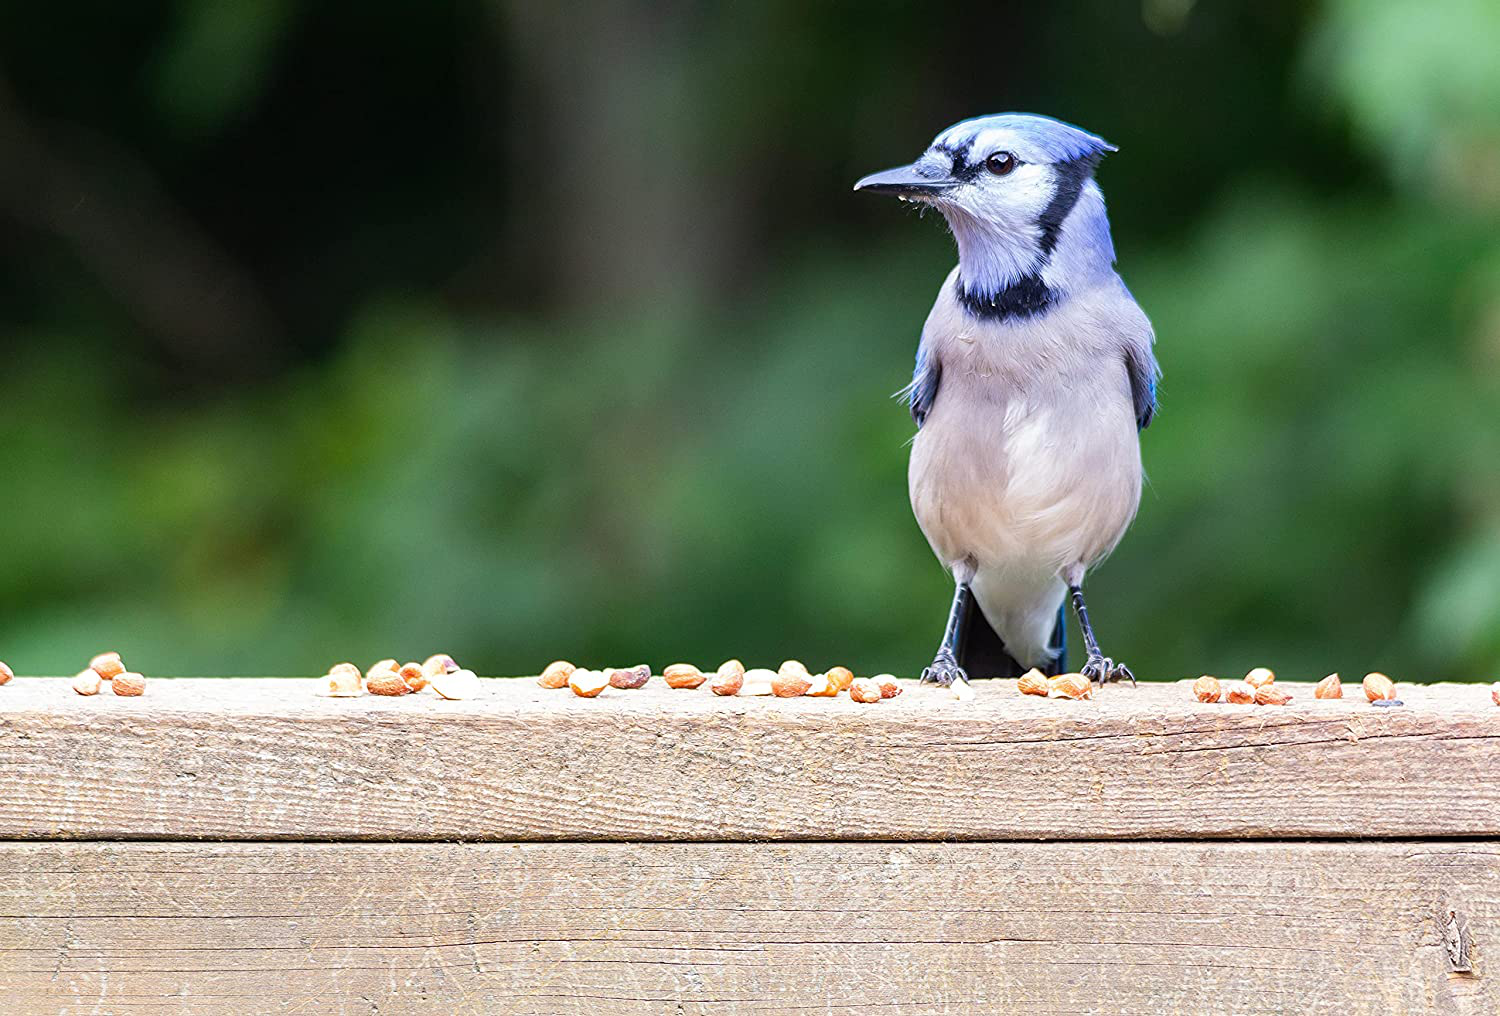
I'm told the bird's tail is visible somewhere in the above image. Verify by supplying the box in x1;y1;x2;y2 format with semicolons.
958;599;1067;679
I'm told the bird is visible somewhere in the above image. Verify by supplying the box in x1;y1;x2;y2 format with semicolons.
854;113;1158;687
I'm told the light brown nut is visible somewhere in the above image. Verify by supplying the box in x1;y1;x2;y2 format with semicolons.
663;663;706;689
608;665;651;690
710;665;744;696
112;672;146;697
1492;682;1500;707
1362;672;1396;702
1314;673;1342;699
948;678;976;702
875;674;903;699
1255;684;1293;705
849;677;882;703
365;662;400;690
1193;675;1222;703
739;669;775;696
772;661;812;697
72;670;101;696
537;660;575;689
90;652;125;680
423;654;459;679
430;668;482;700
1224;680;1256;704
321;666;363;697
824;666;854;692
806;673;837;697
1017;669;1050;697
0;660;12;685
1048;673;1093;700
1244;667;1275;689
366;671;411;696
568;669;608;698
400;662;428;691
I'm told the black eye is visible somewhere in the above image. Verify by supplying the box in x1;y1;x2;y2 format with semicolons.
985;151;1017;176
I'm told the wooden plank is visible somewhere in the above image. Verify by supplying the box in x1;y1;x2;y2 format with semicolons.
0;841;1491;1015
0;676;1496;841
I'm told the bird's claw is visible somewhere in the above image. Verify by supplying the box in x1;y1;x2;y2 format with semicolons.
1082;656;1136;687
921;652;967;687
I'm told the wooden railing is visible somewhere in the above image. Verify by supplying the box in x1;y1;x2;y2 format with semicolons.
0;676;1495;1013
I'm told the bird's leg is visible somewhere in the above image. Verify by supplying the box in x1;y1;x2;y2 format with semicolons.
1068;584;1134;686
920;581;970;686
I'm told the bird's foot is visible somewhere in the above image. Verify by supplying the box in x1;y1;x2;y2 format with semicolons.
1081;655;1135;687
921;650;967;687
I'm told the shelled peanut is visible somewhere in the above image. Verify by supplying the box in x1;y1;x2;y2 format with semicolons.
0;661;12;686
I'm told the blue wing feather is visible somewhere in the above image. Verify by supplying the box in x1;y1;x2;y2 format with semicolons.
1126;345;1159;430
901;344;941;428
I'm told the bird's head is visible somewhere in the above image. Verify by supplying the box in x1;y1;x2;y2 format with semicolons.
856;113;1118;312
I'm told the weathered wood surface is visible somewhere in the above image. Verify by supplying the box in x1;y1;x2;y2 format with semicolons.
0;677;1496;841
0;841;1491;1015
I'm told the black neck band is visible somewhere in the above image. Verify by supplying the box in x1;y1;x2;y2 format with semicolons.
955;272;1056;321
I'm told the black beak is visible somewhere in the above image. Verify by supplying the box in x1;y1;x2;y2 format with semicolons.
853;162;955;198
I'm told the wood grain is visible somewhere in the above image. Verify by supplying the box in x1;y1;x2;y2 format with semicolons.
0;840;1492;1015
0;677;1496;841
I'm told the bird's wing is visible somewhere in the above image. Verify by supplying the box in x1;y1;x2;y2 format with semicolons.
901;338;941;429
1114;282;1160;431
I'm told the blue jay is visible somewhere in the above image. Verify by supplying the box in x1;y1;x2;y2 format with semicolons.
855;113;1158;686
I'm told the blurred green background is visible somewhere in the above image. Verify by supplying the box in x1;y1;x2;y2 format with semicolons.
1;0;1497;681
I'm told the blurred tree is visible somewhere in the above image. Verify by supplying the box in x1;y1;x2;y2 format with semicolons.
0;0;1494;681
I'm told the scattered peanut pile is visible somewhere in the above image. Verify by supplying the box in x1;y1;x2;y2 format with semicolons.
1181;667;1405;707
536;659;905;705
1015;669;1094;701
70;652;146;697
315;654;481;700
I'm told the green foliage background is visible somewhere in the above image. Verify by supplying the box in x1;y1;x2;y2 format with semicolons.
1;1;1496;681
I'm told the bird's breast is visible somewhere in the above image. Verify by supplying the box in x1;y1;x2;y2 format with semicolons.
908;340;1142;574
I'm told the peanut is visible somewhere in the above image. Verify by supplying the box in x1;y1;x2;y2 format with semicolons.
367;670;410;696
663;663;706;689
112;672;146;696
947;678;976;702
90;652;125;681
1192;675;1222;703
1244;667;1275;689
1048;673;1093;700
568;669;608;698
1314;673;1342;699
0;660;12;685
772;661;812;697
537;660;575;689
739;669;775;696
72;670;101;696
825;666;854;692
849;677;882;703
608;664;651;690
875;674;903;699
1017;669;1050;697
368;659;398;679
1224;680;1256;704
400;662;428;691
806;672;837;696
423;654;459;679
1255;684;1293;706
711;660;745;696
1491;682;1499;706
322;665;363;697
1362;672;1396;702
430;668;482;700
